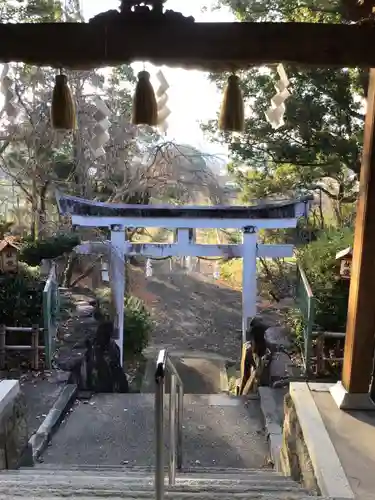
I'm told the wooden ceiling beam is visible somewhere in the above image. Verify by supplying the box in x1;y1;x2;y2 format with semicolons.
0;21;374;70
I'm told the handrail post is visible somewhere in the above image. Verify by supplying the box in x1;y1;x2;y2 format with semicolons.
155;366;165;500
168;374;177;485
155;349;184;498
177;384;183;470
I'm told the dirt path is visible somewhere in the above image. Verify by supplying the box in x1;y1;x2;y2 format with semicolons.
131;261;242;362
130;260;291;364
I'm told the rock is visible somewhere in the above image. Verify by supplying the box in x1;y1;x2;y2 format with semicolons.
269;351;294;380
76;304;94;317
265;326;292;350
86;321;129;393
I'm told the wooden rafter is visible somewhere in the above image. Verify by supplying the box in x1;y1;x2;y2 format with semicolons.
0;21;375;69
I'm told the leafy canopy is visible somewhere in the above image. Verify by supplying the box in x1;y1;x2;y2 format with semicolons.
203;0;366;213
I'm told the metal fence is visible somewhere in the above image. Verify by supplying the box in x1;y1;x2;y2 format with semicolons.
42;263;60;368
295;264;316;374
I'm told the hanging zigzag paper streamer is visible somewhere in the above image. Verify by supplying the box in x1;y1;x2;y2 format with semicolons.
145;258;153;278
1;64;20;123
265;64;290;130
90;96;111;158
156;70;171;135
213;262;220;280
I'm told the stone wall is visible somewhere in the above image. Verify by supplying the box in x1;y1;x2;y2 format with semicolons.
280;392;319;494
0;381;29;469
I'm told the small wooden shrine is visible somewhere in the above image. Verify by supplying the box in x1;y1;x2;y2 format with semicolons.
0;237;20;273
336;247;353;281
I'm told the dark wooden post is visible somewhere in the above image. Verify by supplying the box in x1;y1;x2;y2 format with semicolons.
0;325;6;370
331;69;375;409
31;325;39;370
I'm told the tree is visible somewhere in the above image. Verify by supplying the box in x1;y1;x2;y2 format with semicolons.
203;0;366;226
0;1;141;236
0;1;225;242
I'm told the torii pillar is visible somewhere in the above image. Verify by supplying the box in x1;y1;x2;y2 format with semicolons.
242;225;258;340
331;68;375;409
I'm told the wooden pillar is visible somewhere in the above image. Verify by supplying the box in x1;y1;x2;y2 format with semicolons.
31;325;39;370
242;225;258;343
110;224;126;366
0;325;6;370
331;68;375;409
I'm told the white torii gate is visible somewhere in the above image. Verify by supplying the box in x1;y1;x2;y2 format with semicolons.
56;192;311;364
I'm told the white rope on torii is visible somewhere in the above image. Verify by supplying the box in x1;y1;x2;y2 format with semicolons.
0;64;20;123
89;96;112;158
265;63;291;130
156;69;171;135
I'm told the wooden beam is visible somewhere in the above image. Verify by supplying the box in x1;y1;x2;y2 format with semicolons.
71;214;297;230
122;242;294;258
342;68;375;394
75;241;294;258
1;21;375;69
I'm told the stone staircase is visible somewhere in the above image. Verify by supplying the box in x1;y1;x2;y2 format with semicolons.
0;390;326;499
0;465;326;498
0;350;326;499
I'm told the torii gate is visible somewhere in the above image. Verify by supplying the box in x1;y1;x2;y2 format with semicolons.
56;192;311;364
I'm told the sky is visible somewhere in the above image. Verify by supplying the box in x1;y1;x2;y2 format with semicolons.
81;0;234;162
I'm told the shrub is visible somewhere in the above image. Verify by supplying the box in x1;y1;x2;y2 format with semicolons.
95;288;151;359
19;234;80;266
0;264;43;327
220;258;242;289
296;227;354;332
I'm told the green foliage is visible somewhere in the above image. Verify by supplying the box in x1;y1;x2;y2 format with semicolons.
19;234;80;266
95;288;152;359
220;258;242;289
204;0;364;220
123;295;152;357
0;264;43;326
284;307;305;346
0;220;14;239
296;227;354;331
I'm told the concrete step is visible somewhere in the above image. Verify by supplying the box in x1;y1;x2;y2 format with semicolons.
0;493;329;499
24;464;282;479
141;355;229;394
0;466;320;499
41;393;270;469
0;465;325;499
0;479;309;493
9;472;303;490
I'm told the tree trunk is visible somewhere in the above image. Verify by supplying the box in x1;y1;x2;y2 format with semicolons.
38;182;49;238
63;253;78;288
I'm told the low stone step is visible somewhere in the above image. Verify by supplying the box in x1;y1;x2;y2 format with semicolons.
0;475;308;493
0;493;328;500
19;470;292;482
2;473;304;490
22;465;285;480
142;356;229;394
30;464;275;475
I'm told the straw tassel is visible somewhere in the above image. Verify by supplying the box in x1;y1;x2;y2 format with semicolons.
132;70;158;126
51;72;76;130
219;74;244;133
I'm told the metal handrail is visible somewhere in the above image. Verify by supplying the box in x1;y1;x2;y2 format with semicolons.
155;348;184;500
